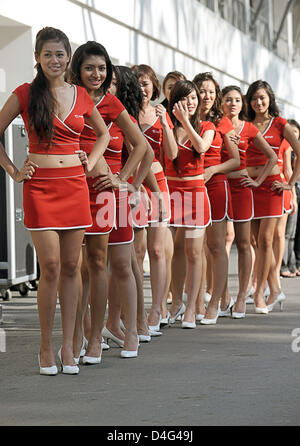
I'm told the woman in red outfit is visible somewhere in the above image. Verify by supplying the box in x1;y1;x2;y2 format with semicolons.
0;28;109;375
192;72;240;325
165;80;214;327
245;80;300;313
69;42;147;361
221;85;277;317
131;64;177;332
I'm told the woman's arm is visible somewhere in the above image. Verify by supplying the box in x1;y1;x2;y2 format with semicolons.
131;138;154;190
204;130;240;182
0;94;38;182
114;110;147;181
156;104;178;160
84;106;110;173
272;123;300;192
240;132;277;188
172;101;212;154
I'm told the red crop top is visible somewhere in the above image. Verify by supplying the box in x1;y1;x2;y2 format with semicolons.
13;83;95;154
204;116;234;168
142;113;173;163
221;121;259;171
80;92;125;155
165;121;216;177
246;116;287;167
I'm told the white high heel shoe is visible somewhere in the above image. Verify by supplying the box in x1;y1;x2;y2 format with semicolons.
74;337;88;365
101;337;110;351
148;314;162;332
58;348;79;375
218;298;235;317
200;309;219;325
267;292;286;312
169;303;186;324
82;350;102;365
102;327;124;347
232;306;246;319
38;355;58;376
120;338;139;358
181;321;196;329
253;304;269;314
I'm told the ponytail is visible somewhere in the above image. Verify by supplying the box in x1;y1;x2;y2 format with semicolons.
28;27;71;143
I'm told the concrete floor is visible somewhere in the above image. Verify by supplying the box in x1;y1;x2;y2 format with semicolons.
0;246;300;426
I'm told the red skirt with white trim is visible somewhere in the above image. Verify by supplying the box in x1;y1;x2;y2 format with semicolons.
205;174;233;222
85;177;116;235
252;174;284;219
227;177;254;222
167;178;211;228
108;188;134;245
23;165;92;231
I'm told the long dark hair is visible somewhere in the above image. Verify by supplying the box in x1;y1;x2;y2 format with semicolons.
221;85;248;120
168;80;201;137
246;80;279;121
192;72;223;125
69;41;112;94
168;80;201;172
28;27;71;142
113;65;143;125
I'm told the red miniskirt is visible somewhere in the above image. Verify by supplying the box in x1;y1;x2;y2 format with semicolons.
205;174;233;222
23;165;92;231
167;178;211;228
108;187;134;245
144;170;171;223
85;177;116;235
227;177;254;222
252;174;284;219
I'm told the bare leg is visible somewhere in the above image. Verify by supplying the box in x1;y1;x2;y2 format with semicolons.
85;233;109;358
131;245;149;336
160;227;174;318
195;243;207;315
233;221;252;313
30;230;61;368
58;229;85;365
205;220;228;318
272;214;288;280
109;244;138;351
183;228;205;323
146;223;167;326
133;228;147;276
169;227;186;318
251;218;278;309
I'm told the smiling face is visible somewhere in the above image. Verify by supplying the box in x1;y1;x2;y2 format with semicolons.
198;80;216;114
222;89;243;118
250;88;270;116
180;89;199;117
35;40;70;80
79;54;107;93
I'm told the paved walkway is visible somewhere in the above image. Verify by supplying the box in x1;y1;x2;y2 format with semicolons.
0;246;300;426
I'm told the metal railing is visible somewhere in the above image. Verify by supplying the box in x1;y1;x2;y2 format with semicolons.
197;0;293;63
